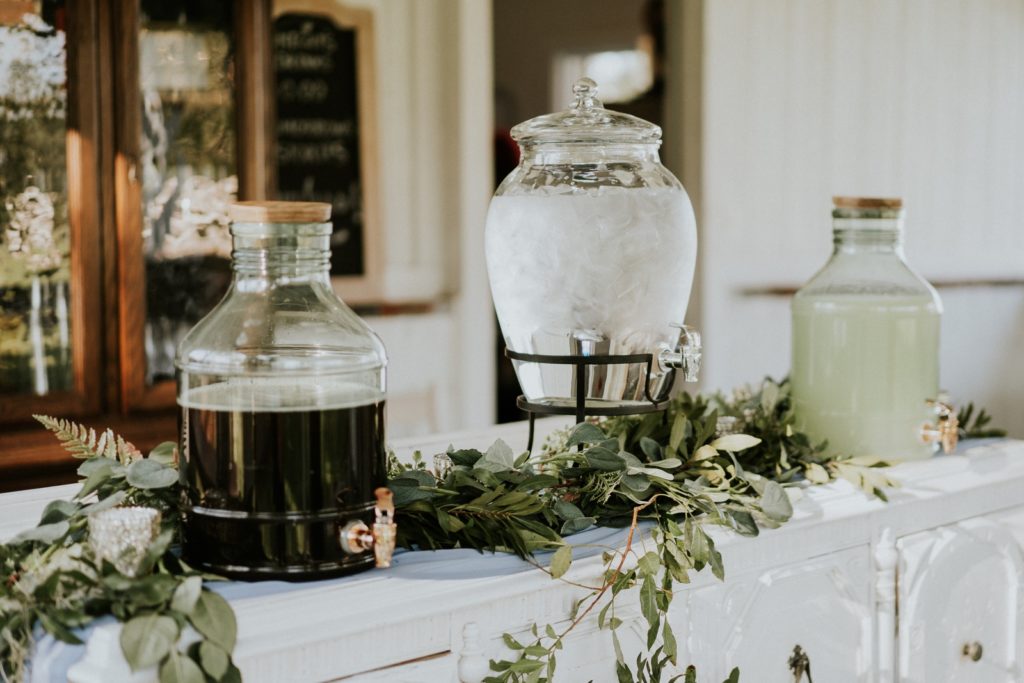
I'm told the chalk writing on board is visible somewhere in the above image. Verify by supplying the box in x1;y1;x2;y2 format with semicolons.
273;14;364;276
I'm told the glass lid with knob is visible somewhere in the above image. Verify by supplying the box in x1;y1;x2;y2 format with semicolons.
485;78;701;425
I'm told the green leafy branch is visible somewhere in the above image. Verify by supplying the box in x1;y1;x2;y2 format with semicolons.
957;402;1007;440
0;417;238;683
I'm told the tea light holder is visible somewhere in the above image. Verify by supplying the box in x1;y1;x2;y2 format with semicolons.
88;506;162;577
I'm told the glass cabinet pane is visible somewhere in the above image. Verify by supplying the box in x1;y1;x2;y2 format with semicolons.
0;1;72;397
138;1;236;384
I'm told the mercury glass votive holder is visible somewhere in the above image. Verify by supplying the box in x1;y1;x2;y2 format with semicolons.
88;506;162;577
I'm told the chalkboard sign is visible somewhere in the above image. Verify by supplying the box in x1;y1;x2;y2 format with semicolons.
272;5;374;280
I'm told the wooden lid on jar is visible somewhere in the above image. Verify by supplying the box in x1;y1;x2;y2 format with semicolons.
229;201;332;224
832;196;903;209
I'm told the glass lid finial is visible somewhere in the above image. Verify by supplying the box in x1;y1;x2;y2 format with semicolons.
571;77;603;111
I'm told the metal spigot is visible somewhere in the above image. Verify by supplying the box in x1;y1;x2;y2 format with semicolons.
920;398;959;454
658;324;702;382
338;488;397;568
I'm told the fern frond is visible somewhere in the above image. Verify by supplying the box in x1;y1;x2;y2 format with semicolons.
34;415;102;459
33;415;144;462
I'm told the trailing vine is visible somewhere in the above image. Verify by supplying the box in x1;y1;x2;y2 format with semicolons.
1;378;998;682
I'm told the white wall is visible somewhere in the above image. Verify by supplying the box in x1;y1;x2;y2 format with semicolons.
337;0;495;436
677;0;1024;434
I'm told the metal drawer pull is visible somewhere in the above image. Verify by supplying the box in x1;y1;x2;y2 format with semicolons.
962;641;983;662
788;645;813;682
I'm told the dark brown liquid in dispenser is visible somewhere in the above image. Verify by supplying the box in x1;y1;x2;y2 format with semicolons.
180;400;386;580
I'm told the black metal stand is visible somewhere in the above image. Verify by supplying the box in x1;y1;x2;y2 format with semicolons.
506;349;669;451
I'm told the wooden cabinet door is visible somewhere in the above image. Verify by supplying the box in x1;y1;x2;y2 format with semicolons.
686;546;873;681
897;517;1024;682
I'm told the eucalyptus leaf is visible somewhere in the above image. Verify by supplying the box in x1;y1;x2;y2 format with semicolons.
475;440;517;473
447;448;483;467
198;641;230;679
622;474;652;495
646;458;682;470
509;659;545;674
36;611;83;644
13;520;69;545
188;590;237;652
120;614;179;671
727;509;759;536
804;462;831;484
549;545;572;579
760;380;780;413
692;444;718;462
585;447;625;471
637;551;661;577
170;576;203;615
159;651;205;683
388;480;435;507
566;422;606;446
81;490;127;515
760;480;793;522
38;499;80;525
639;437;662;461
552;500;584;521
668;413;688;453
662;620;678;663
709;434;762;452
639;576;657;631
126;459;179;489
148;442;177;465
77;457;113;477
559;517;595;535
76;462;116;499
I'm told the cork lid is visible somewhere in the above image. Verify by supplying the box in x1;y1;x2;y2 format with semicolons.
832;196;903;209
229;201;332;224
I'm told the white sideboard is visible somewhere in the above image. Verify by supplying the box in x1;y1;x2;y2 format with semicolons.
5;420;1024;683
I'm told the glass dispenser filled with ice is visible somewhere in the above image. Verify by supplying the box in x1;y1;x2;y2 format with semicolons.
791;197;957;461
485;78;701;430
176;201;394;580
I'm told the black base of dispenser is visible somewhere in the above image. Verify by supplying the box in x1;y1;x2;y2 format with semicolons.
181;503;376;581
505;349;669;451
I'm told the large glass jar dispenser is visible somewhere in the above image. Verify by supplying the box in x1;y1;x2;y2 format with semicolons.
176;201;394;580
791;197;956;461
485;78;701;418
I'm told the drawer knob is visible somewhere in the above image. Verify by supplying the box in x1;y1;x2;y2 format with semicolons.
962;641;983;662
788;644;814;682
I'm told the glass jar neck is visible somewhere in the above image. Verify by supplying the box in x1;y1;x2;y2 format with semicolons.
831;215;904;256
230;223;332;283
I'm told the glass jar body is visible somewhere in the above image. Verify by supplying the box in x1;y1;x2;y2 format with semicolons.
175;220;388;580
791;219;941;461
485;143;697;408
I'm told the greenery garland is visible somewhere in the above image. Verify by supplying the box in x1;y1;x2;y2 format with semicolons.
0;379;1004;682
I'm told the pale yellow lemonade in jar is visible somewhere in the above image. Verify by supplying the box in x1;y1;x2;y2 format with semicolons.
791;198;942;461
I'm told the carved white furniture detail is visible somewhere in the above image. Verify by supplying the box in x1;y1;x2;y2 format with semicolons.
3;422;1024;682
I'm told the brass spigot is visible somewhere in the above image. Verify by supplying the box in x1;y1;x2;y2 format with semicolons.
659;324;702;382
339;488;397;568
920;399;959;454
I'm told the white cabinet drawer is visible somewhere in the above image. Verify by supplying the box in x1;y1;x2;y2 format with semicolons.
686;545;873;681
897;517;1024;682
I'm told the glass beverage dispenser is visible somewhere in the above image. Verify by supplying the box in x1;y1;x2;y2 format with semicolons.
485;78;701;430
791;197;957;461
176;201;394;580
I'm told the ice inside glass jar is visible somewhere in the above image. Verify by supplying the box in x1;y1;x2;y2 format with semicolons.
485;78;698;409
